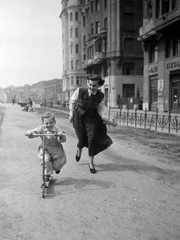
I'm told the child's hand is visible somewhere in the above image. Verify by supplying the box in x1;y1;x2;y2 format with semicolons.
25;131;34;138
57;131;66;142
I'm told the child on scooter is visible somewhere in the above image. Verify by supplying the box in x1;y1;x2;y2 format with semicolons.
26;112;67;181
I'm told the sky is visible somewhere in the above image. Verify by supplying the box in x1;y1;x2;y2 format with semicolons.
0;0;62;88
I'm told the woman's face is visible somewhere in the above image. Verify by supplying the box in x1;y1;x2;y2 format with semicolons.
87;80;100;94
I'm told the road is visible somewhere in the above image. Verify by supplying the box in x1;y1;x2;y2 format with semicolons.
0;104;180;240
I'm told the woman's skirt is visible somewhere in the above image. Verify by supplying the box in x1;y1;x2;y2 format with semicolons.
73;109;113;156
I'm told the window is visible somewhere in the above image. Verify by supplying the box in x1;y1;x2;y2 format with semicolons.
76;77;80;85
172;0;177;10
124;38;134;51
104;0;107;8
76;44;79;54
104;40;107;52
70;44;73;54
123;84;135;97
75;28;78;37
149;45;158;63
173;36;180;56
70;28;73;38
95;0;100;11
104;18;107;29
76;60;79;69
147;0;152;20
70;12;73;21
156;0;177;18
156;0;160;19
88;45;94;59
71;60;73;69
83;16;86;27
91;23;94;35
96;21;100;34
166;39;171;58
124;13;134;29
166;36;180;58
83;35;86;45
123;63;134;75
163;0;170;14
75;12;78;21
91;1;93;12
162;0;177;15
150;76;158;104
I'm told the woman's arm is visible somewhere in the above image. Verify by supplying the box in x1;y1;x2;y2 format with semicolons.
69;88;79;122
97;98;107;119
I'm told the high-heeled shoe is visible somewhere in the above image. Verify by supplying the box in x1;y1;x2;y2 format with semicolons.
75;149;81;162
88;164;96;174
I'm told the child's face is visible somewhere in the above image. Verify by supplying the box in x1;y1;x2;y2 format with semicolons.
43;117;55;130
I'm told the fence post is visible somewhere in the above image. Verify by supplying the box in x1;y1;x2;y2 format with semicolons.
127;108;129;126
135;107;137;128
144;108;147;129
168;108;171;133
155;108;158;131
119;107;122;125
175;116;178;133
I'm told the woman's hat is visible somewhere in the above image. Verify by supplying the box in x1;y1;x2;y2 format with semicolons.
87;74;105;86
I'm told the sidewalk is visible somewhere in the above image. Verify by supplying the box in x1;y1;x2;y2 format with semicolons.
1;103;180;240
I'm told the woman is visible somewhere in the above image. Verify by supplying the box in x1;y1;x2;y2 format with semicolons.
69;74;113;173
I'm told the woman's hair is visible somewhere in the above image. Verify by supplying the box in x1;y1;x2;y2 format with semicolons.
87;74;105;86
41;112;55;122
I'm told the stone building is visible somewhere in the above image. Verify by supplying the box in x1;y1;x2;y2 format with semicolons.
138;0;180;112
60;0;143;108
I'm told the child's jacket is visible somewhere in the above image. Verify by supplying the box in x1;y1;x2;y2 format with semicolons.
28;125;67;167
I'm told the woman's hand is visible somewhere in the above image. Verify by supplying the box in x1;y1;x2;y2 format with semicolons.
69;115;73;123
102;118;118;127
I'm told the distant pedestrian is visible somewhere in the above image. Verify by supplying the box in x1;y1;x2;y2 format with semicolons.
22;98;33;112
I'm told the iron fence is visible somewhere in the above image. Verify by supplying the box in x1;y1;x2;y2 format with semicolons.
113;108;180;134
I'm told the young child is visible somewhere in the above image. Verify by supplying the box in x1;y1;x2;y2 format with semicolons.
26;112;67;181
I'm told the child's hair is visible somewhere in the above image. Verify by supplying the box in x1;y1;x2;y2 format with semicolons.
41;112;55;122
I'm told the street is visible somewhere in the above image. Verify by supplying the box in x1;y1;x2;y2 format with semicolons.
0;104;180;240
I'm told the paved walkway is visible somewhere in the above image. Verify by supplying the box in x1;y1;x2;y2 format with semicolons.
1;104;180;240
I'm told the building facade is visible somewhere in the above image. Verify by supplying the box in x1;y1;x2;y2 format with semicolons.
138;0;180;112
60;0;143;108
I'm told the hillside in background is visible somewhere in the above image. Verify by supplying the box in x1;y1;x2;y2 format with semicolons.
0;78;63;104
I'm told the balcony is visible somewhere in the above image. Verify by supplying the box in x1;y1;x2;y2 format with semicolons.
100;28;107;39
138;19;155;41
82;52;107;69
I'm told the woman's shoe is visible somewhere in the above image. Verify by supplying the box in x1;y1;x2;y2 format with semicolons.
89;164;96;174
75;149;81;162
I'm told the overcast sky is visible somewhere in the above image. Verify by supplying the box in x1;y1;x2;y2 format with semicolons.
0;0;62;88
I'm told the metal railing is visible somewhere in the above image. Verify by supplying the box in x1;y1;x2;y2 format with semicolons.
113;108;180;134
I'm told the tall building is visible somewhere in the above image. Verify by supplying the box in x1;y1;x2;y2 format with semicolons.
60;0;143;108
138;0;180;112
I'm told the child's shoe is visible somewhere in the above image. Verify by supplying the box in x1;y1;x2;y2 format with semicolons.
44;174;52;182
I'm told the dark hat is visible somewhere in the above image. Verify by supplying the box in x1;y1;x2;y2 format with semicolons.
87;74;105;86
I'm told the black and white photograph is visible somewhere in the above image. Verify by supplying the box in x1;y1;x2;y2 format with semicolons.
1;0;180;239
